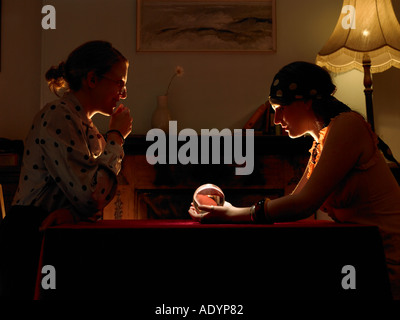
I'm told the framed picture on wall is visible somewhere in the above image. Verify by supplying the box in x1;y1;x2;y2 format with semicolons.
136;0;276;52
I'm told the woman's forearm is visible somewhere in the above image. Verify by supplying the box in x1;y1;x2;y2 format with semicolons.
267;194;317;222
229;206;253;222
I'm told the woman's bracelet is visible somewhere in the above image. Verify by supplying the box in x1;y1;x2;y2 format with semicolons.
250;198;272;224
106;130;125;144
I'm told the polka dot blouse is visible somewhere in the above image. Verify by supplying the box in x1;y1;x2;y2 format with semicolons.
12;93;124;219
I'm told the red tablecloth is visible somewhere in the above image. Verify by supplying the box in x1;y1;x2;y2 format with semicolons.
34;219;392;300
42;219;362;229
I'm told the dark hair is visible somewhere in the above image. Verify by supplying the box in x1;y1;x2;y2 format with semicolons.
269;61;351;127
45;40;128;95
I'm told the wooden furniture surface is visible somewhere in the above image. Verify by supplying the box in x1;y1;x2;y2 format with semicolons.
103;134;313;220
0;136;314;220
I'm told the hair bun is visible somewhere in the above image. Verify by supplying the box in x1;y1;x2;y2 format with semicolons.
45;61;65;81
56;61;66;78
45;61;67;95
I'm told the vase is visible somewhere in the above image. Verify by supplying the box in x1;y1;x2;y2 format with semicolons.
151;95;171;132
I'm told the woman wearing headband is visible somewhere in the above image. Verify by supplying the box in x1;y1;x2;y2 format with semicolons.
189;61;400;299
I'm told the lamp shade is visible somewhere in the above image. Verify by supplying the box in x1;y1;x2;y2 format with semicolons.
316;0;400;73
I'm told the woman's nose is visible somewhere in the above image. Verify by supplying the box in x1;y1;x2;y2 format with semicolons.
120;87;127;100
274;109;282;125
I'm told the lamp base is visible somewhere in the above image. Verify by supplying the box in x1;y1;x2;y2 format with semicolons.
363;54;375;132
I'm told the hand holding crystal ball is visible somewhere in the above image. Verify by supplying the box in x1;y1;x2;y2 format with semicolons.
193;184;225;214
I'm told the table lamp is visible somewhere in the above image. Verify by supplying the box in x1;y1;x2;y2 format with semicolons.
316;0;400;132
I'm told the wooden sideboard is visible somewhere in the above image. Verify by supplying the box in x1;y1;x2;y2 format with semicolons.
103;134;313;220
0;135;314;220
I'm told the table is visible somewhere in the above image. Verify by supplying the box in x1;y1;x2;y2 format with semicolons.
34;219;392;300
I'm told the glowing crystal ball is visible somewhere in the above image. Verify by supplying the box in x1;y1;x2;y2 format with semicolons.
193;183;225;214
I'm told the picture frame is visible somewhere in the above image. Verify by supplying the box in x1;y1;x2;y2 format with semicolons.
136;0;276;52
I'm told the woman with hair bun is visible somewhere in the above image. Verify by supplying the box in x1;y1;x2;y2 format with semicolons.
0;41;133;299
189;61;400;299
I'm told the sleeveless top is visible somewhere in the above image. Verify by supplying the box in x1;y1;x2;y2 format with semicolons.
307;112;400;299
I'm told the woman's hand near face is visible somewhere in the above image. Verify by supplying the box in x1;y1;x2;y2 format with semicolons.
109;104;133;139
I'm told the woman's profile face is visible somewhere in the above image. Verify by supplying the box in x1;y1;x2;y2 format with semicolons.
272;100;314;138
94;60;129;116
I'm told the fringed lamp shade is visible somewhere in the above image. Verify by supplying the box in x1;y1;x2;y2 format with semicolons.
316;0;400;74
316;0;400;131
